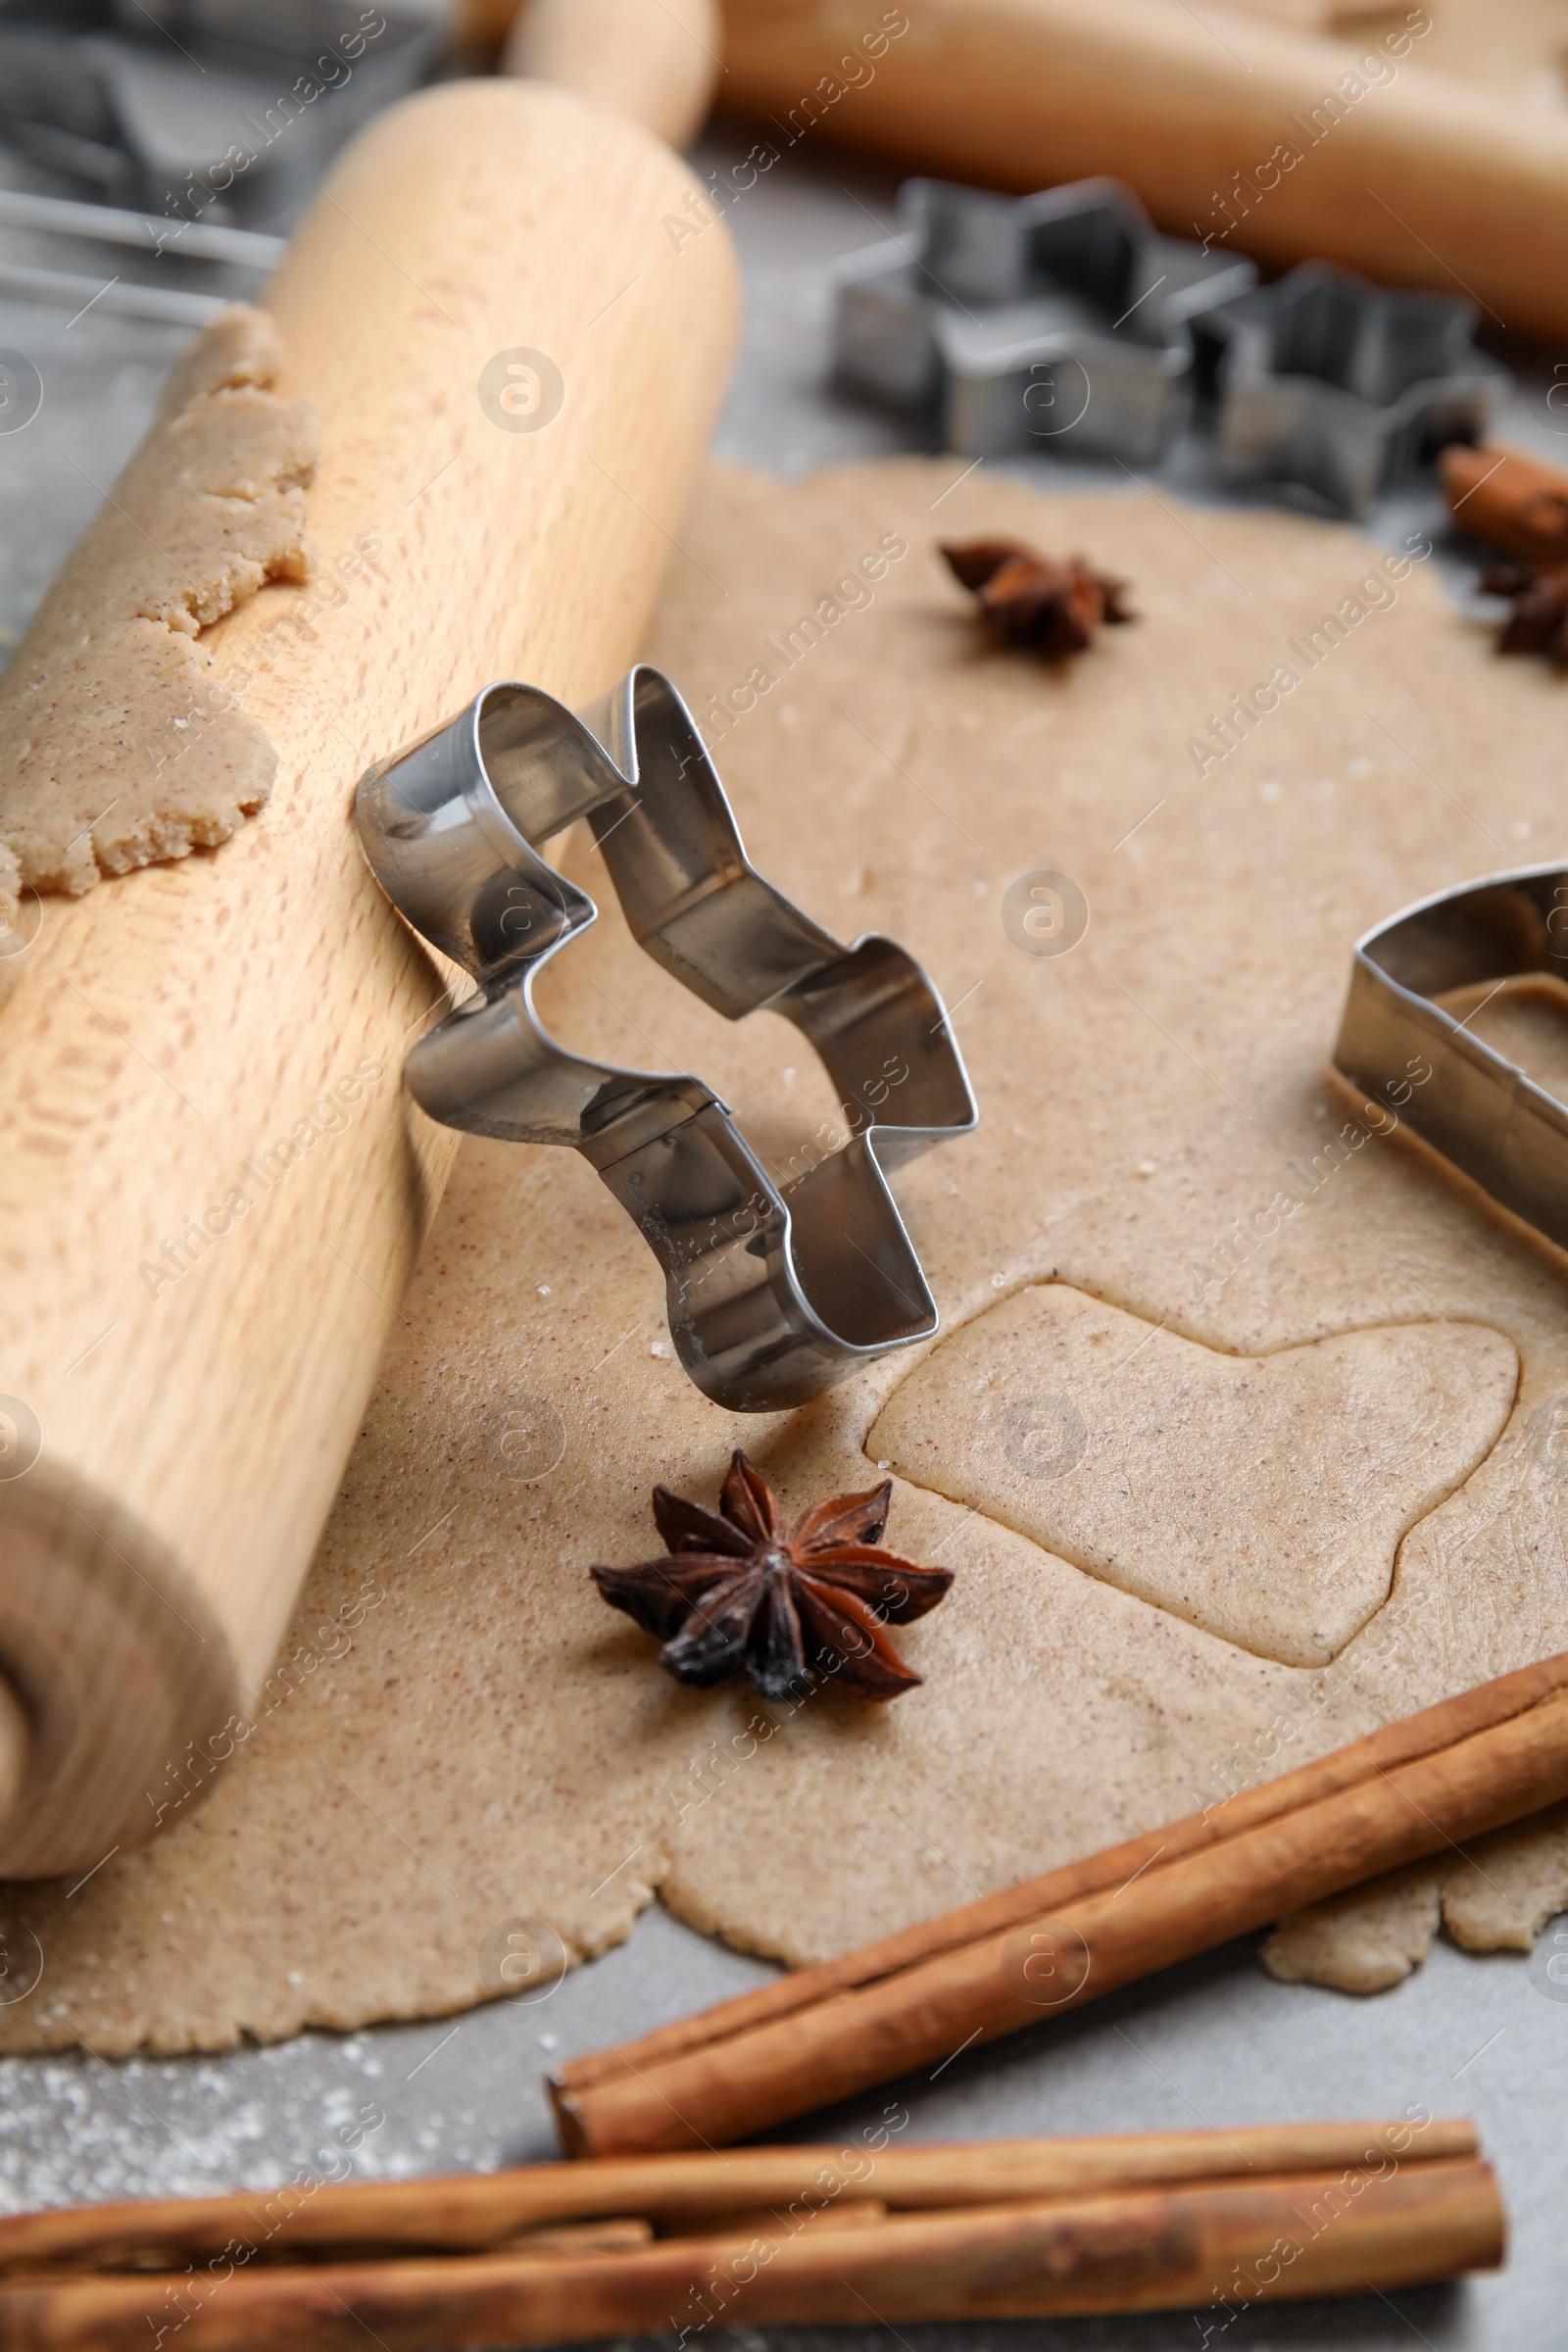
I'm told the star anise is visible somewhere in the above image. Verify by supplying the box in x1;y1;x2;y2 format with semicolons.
1480;559;1568;664
940;536;1135;658
590;1452;953;1701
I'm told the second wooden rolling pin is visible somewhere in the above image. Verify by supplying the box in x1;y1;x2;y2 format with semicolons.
0;80;736;1878
506;0;721;147
719;0;1568;342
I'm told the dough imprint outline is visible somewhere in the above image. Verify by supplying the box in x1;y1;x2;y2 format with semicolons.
866;1281;1520;1668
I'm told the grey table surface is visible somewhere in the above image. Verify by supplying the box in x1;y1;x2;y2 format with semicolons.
2;106;1567;2352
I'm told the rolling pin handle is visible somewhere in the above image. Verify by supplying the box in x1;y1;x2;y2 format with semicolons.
504;0;722;148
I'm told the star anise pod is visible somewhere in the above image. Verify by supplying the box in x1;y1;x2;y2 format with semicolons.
1480;559;1568;663
590;1452;953;1701
940;536;1135;658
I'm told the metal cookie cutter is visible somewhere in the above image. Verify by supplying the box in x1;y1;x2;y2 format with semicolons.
355;666;977;1412
1334;865;1568;1253
832;174;1255;465
1193;263;1507;514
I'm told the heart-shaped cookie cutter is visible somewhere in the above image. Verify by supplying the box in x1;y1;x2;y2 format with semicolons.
1334;864;1568;1250
356;665;977;1411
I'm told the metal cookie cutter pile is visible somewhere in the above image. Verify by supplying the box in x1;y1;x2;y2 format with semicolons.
1334;866;1568;1253
834;174;1505;508
356;667;976;1413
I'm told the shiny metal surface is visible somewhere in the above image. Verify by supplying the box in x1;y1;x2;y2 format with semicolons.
1197;263;1508;513
831;173;1255;464
0;10;444;229
356;663;976;1412
0;165;283;324
0;259;223;322
1335;863;1568;1248
0;188;283;265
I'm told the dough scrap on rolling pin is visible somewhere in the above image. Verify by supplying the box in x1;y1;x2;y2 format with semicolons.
0;303;318;921
10;460;1568;2053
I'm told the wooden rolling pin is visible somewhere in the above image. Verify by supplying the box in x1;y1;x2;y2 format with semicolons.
0;81;736;1879
718;0;1568;342
506;0;722;148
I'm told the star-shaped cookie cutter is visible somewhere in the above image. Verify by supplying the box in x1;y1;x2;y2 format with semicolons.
832;174;1255;464
1334;864;1568;1252
355;666;977;1412
1194;263;1507;513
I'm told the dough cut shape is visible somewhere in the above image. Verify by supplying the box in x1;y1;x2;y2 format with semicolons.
0;303;318;920
867;1285;1517;1666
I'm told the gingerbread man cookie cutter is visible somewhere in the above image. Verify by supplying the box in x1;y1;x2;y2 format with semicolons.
356;665;977;1411
1334;864;1568;1253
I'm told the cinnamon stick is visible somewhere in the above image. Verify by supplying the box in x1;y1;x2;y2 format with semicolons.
0;2126;1472;2271
0;2163;1503;2349
551;1651;1568;2155
1443;445;1568;567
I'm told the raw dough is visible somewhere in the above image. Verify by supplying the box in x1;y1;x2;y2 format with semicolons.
1257;1864;1443;1995
1263;1800;1568;1988
1445;1798;1568;1949
866;1287;1516;1665
5;457;1568;2054
0;304;317;920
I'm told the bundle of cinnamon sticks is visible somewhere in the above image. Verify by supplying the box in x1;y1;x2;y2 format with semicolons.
0;2125;1503;2348
553;1652;1568;2155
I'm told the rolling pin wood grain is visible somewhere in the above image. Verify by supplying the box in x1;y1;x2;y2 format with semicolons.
0;80;737;1879
719;0;1568;343
506;0;722;146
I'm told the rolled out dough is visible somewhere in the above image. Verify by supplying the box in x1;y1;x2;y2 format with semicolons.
866;1287;1516;1667
1263;1801;1568;1989
5;457;1568;2056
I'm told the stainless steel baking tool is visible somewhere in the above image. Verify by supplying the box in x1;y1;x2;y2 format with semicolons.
832;174;1255;464
1334;864;1568;1252
0;189;281;324
355;664;977;1413
0;9;442;233
1195;263;1508;514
